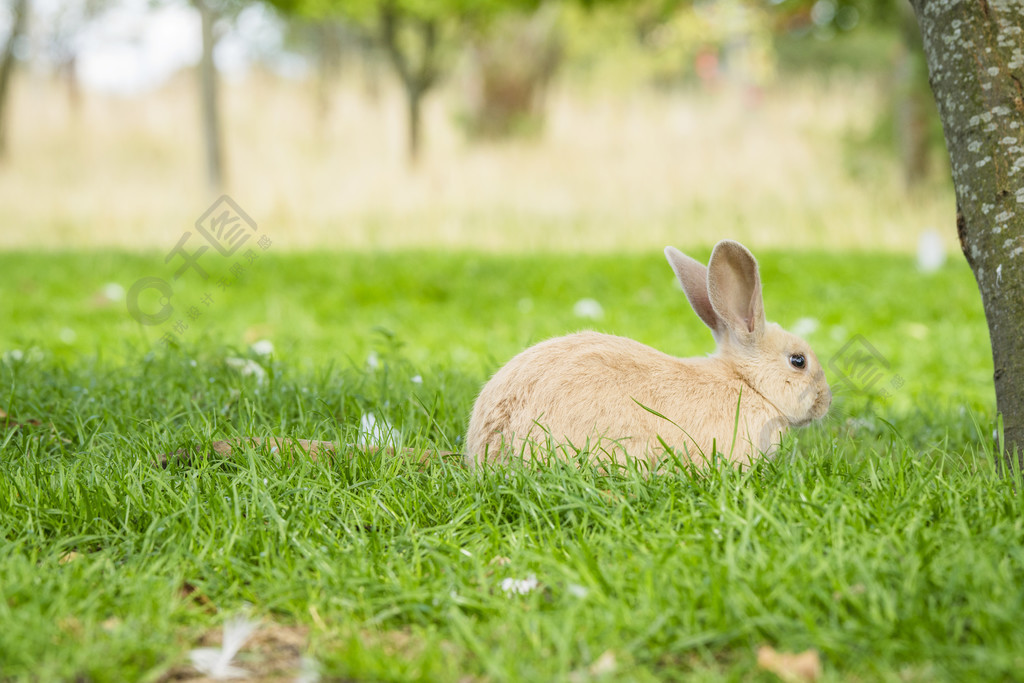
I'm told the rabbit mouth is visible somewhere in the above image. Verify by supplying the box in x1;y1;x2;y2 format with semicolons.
790;415;816;427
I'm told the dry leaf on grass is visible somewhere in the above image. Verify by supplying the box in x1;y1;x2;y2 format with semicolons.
0;408;41;431
757;646;822;682
568;650;618;681
588;650;617;676
0;407;70;444
179;581;217;614
59;551;82;565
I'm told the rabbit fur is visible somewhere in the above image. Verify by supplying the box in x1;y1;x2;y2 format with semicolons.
465;240;831;468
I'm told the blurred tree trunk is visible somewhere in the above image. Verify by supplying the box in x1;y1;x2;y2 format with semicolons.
313;20;342;136
379;1;439;164
463;4;561;139
59;55;82;119
910;0;1024;466
0;0;29;160
194;0;225;192
895;0;931;188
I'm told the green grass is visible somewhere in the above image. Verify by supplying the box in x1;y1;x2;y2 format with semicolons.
2;249;1017;682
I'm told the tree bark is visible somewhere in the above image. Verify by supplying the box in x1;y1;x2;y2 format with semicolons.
379;1;439;164
194;0;225;192
0;0;29;160
909;0;1024;465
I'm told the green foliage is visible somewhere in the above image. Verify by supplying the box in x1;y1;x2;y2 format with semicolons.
269;0;540;26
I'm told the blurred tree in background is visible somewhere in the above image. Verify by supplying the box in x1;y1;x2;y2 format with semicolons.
270;0;548;162
771;0;940;188
0;0;954;184
40;0;116;119
460;4;561;139
190;0;251;192
0;0;28;159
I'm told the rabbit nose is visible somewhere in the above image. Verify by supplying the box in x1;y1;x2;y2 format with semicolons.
812;386;832;416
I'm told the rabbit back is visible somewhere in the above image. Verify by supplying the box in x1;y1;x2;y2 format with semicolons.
465;331;778;466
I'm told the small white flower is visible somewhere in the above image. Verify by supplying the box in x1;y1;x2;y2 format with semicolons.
357;412;400;448
410;375;423;384
573;298;604;320
189;615;257;679
790;317;819;337
567;583;589;599
59;328;77;344
225;357;267;385
917;229;947;273
3;349;24;363
366;352;379;370
250;339;275;356
500;574;539;596
906;322;929;340
101;282;125;302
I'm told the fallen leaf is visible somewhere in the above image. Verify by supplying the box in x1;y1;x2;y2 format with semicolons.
568;649;618;681
179;581;217;613
58;616;83;636
59;551;82;565
589;650;617;676
757;646;822;682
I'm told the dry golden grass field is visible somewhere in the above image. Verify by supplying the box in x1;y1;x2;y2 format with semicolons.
1;70;956;252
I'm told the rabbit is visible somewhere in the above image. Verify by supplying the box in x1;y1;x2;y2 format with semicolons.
465;240;831;468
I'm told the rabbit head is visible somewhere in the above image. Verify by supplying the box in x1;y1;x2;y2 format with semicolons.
665;240;832;430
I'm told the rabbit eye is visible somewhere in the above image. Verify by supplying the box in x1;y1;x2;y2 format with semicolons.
789;354;806;369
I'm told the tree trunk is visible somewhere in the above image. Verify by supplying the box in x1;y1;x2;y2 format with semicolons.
61;54;81;119
194;0;224;192
0;0;29;160
313;20;342;138
379;2;439;164
909;0;1024;466
407;85;423;161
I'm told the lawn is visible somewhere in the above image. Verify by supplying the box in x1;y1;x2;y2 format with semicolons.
2;248;1018;681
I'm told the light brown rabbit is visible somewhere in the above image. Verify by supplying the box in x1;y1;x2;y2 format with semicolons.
465;240;831;468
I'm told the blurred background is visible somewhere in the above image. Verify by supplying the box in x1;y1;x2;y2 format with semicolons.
0;0;954;253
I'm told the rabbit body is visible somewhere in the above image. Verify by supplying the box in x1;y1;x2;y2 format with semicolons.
466;331;784;466
465;240;832;468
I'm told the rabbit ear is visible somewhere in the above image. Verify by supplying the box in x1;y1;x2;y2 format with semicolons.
707;240;766;340
664;246;722;335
